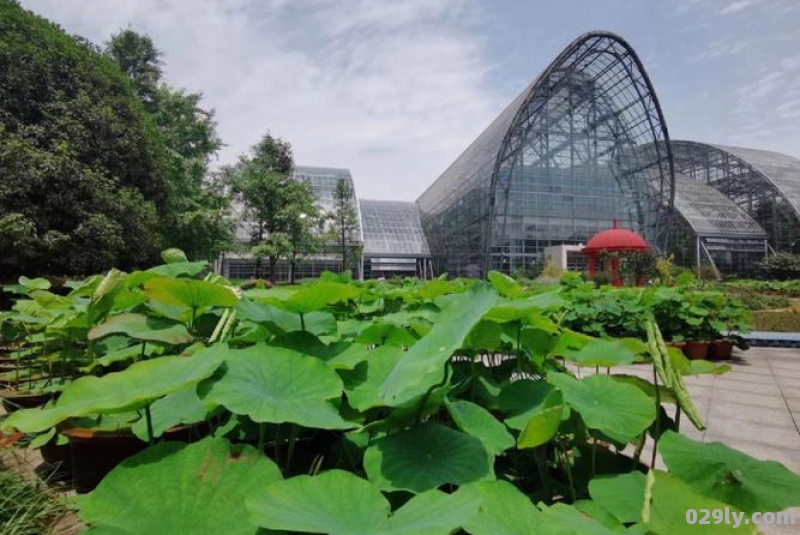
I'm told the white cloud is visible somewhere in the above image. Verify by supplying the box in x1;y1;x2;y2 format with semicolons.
719;0;765;15
20;0;504;201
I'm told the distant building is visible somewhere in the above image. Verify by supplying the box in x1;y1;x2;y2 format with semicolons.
223;32;800;281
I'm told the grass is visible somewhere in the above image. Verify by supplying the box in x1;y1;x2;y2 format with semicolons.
0;466;65;535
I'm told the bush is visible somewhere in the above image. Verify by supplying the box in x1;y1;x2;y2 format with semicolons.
0;1;167;278
761;252;800;281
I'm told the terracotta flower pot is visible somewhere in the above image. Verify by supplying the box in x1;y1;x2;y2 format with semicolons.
683;341;710;360
0;389;57;413
708;339;734;360
61;426;147;494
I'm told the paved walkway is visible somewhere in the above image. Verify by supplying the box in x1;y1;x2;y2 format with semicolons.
609;347;800;534
608;346;800;471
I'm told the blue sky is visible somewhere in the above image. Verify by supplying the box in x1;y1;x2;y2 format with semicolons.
20;0;800;200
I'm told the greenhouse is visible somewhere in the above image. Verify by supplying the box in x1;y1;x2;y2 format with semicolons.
416;31;675;278
359;200;431;279
669;173;769;277
671;140;800;253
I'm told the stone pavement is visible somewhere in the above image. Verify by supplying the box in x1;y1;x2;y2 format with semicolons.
608;347;800;534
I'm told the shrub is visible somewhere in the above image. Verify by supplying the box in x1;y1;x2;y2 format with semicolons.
761;252;800;281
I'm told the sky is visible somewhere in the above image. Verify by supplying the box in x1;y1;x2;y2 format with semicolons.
19;0;800;201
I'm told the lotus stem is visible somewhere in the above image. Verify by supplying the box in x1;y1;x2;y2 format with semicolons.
285;425;299;474
145;405;155;445
535;446;551;502
257;422;266;453
559;440;577;502
651;360;661;468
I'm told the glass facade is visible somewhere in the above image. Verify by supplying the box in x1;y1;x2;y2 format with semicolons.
223;166;364;281
359;200;431;279
670;174;768;276
222;32;800;282
417;32;674;277
671;141;800;253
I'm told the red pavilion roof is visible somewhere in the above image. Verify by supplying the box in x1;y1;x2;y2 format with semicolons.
582;220;649;254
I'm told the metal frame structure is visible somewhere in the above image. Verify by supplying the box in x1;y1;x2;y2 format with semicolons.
359;199;431;279
672;141;800;253
417;31;675;277
670;173;768;277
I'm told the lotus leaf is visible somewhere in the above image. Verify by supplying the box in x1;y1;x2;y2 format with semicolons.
88;313;193;345
200;343;352;429
547;373;656;443
487;271;523;298
561;339;638;368
363;422;494;492
379;283;497;407
643;471;756;535
445;398;515;455
3;347;224;433
77;438;281;535
517;403;564;449
659;431;800;514
247;469;480;535
144;277;238;310
588;471;647;524
460;480;544;535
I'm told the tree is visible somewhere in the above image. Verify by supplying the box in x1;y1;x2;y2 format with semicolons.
106;29;233;262
226;134;318;283
329;178;361;274
104;28;162;111
0;2;167;278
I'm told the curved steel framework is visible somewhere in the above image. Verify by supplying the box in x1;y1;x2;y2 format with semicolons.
672;141;800;252
670;173;767;276
417;32;675;277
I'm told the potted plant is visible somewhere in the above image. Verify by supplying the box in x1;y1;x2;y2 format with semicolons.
708;302;750;360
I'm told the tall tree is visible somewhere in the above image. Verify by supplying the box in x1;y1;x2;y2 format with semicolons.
104;29;162;111
330;178;361;274
105;29;233;262
0;1;166;278
226;134;318;282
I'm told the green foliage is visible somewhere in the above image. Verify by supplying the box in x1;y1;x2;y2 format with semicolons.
1;264;798;534
328;178;361;275
76;438;281;535
0;2;167;277
224;134;319;281
760;252;800;280
105;29;233;263
0;469;65;535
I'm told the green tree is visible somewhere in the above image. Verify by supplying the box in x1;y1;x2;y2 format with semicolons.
226;134;318;282
329;178;361;274
104;28;162;111
105;29;233;262
0;1;167;278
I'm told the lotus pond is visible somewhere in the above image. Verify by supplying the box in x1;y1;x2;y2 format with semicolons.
0;252;798;535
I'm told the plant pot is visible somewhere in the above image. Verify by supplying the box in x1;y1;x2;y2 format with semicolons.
162;422;212;443
39;437;73;481
708;339;734;360
61;426;147;494
0;389;56;413
666;341;686;350
682;341;710;360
